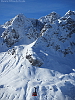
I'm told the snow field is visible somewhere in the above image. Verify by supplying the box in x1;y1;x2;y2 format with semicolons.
0;45;75;100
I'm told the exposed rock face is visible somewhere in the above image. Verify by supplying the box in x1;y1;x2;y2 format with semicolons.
26;54;43;67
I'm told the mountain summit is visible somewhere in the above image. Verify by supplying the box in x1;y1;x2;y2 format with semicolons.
0;11;75;100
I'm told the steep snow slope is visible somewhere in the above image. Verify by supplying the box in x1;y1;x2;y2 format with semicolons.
0;11;75;100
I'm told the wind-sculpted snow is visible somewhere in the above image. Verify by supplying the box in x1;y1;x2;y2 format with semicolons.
0;10;75;100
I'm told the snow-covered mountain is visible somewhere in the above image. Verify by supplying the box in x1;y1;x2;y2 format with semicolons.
0;10;75;100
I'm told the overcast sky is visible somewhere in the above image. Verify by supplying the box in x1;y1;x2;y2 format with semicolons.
0;0;75;24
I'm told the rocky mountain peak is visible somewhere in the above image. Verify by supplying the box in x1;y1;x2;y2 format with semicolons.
65;10;75;16
60;10;75;21
39;11;60;24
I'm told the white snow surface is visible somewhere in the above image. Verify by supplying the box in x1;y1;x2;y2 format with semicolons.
0;11;75;100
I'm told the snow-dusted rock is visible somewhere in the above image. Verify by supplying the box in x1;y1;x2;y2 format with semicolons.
39;12;60;24
1;14;44;47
